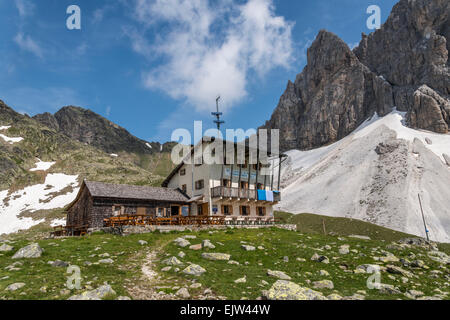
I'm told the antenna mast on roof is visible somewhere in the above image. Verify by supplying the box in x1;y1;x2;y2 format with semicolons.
212;96;225;134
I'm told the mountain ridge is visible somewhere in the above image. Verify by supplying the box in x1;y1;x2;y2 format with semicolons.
32;105;174;155
0;99;176;191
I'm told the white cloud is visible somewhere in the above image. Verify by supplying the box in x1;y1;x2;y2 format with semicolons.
122;26;153;59
15;0;34;17
14;32;43;58
128;0;295;112
106;106;111;117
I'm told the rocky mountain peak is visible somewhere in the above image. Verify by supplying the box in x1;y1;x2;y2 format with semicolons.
33;105;163;155
306;30;357;74
264;0;449;152
0;100;25;123
32;112;60;131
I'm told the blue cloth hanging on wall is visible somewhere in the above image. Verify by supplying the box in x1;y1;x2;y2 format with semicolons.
257;189;266;201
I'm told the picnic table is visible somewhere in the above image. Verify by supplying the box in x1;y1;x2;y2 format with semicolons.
102;214;277;228
50;224;88;237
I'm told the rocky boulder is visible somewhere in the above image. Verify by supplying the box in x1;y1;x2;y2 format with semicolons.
0;244;14;252
386;265;413;278
68;285;116;300
202;240;215;249
5;283;25;291
262;280;326;300
339;245;350;255
176;288;190;299
234;276;247;284
311;253;329;264
267;269;291;280
174;237;191;248
182;264;206;276
50;260;69;267
313;280;334;290
201;253;231;261
12;243;44;259
189;244;202;250
162;256;183;266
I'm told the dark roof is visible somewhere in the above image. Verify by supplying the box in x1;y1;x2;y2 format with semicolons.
84;181;189;202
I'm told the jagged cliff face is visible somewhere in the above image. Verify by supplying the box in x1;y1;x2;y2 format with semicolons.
264;0;449;151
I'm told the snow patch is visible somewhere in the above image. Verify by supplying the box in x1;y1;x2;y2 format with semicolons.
285;143;338;172
277;110;450;242
146;143;152;149
0;173;79;235
30;158;56;172
0;133;24;144
50;218;66;227
354;110;450;163
110;153;118;157
0;125;24;144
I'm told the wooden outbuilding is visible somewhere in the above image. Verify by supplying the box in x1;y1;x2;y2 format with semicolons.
66;180;190;229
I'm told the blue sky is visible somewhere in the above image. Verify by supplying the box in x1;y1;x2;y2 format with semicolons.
0;0;398;143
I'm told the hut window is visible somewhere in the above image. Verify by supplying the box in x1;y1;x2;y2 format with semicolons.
240;206;250;216
222;179;231;187
146;207;156;216
181;184;187;193
113;206;122;216
257;207;266;216
180;168;186;176
222;205;232;216
195;180;204;190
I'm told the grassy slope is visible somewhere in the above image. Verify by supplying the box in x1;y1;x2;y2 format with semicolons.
275;211;416;242
0;228;448;300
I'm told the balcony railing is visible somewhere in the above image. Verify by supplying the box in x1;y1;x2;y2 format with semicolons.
211;186;280;202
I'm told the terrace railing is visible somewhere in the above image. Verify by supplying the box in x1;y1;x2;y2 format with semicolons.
211;186;279;201
103;215;279;227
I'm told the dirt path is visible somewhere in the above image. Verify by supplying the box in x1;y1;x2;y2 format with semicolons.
125;240;177;300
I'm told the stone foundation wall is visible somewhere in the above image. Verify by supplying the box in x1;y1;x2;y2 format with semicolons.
97;224;297;235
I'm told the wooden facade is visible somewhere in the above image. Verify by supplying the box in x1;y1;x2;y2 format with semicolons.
66;181;190;229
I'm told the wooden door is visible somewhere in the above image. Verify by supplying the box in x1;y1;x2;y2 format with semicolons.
171;206;180;216
200;203;209;216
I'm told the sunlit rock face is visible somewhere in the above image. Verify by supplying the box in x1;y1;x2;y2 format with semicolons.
263;0;449;152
